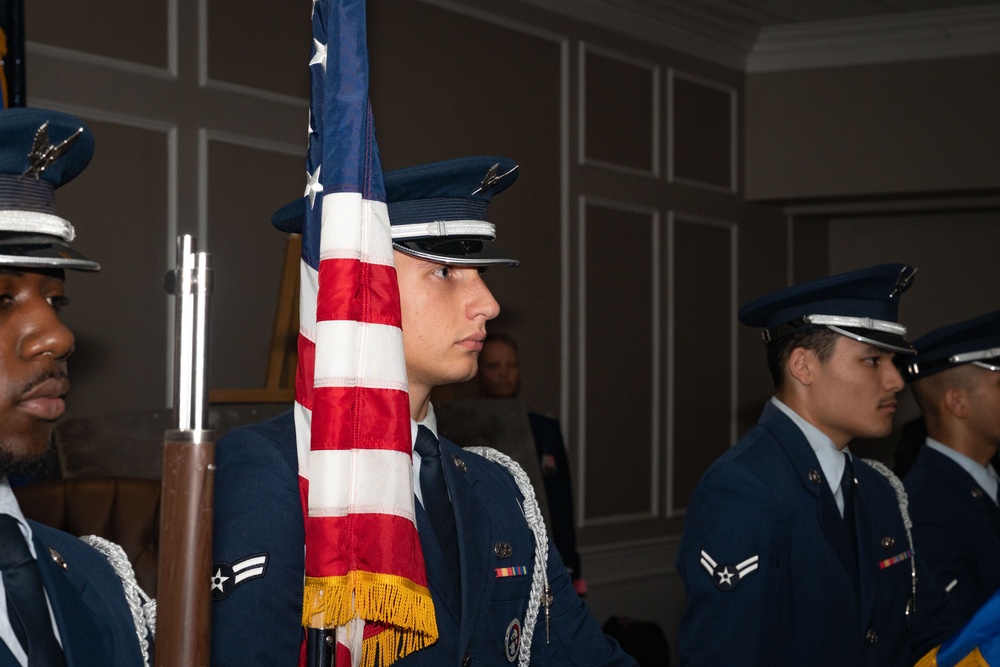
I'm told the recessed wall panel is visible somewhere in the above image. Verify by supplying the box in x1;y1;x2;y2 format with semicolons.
671;217;733;512
207;0;310;98
206;139;304;391
582;201;656;520
57;120;170;419
581;45;657;174
670;71;736;191
27;1;169;69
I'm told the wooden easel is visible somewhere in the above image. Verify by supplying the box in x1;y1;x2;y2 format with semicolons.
209;234;300;403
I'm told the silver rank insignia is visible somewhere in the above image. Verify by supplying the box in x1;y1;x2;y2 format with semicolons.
211;552;269;600
700;549;759;591
471;162;518;195
22;121;84;180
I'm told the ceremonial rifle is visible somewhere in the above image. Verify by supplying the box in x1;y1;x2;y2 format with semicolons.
156;235;215;666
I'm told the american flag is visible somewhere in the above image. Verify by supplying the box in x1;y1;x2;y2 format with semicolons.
297;1;437;665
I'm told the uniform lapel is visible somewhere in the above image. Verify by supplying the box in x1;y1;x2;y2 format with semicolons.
763;405;860;591
853;470;878;626
414;501;461;627
33;535;106;667
439;439;493;658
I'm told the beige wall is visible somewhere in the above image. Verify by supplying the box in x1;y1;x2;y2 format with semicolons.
745;54;1000;200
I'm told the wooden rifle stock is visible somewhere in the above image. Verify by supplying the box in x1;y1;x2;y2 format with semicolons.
156;236;214;666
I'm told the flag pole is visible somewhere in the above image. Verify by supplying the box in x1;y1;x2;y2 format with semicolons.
307;628;337;667
156;234;216;666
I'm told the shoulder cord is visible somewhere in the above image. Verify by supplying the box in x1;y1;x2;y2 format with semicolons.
79;535;156;666
863;459;918;619
465;446;550;667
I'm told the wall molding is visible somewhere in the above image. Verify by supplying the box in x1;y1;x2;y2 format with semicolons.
666;68;738;194
749;5;1000;72
578;41;661;178
668;211;739;516
577;196;662;529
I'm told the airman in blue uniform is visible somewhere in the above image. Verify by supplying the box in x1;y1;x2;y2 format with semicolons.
0;107;150;666
677;264;958;666
211;157;635;666
901;309;1000;625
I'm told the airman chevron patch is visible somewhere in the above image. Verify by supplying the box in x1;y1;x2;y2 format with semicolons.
700;549;759;591
211;552;269;600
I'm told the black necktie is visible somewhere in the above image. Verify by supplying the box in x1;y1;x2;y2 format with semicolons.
841;453;858;554
0;514;66;666
414;427;461;596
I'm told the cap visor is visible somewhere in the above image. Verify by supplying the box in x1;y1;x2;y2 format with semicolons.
393;238;518;267
829;325;915;355
0;235;100;271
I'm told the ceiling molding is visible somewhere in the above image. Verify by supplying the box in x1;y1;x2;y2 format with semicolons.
514;0;755;69
748;5;1000;72
511;0;1000;74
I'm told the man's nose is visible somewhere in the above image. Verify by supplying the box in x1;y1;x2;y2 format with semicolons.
20;303;75;362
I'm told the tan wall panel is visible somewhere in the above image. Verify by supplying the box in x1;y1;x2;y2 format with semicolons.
206;140;304;390
581;201;656;521
746;54;1000;200
26;1;169;69
671;217;733;511
207;0;310;98
670;72;735;191
581;46;657;174
57;119;170;419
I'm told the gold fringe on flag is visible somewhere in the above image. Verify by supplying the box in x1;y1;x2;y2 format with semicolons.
302;571;438;665
915;646;991;667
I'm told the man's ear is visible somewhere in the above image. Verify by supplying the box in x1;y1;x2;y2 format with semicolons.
941;386;969;420
786;347;816;387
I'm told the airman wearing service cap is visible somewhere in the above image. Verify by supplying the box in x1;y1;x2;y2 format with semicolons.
677;263;958;667
902;309;1000;625
212;155;636;666
0;107;152;666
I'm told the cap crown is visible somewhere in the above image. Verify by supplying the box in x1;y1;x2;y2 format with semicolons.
0;107;99;271
904;309;1000;380
738;263;917;354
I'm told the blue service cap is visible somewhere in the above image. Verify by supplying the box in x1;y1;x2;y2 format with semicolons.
901;309;1000;381
738;263;917;355
0;107;99;271
272;155;520;267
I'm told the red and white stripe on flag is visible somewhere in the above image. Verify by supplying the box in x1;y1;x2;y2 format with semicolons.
296;1;437;665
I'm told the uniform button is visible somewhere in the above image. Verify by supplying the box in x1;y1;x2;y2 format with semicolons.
881;536;895;548
866;629;878;644
808;470;821;484
462;653;473;666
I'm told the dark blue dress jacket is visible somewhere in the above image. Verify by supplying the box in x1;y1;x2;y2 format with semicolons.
210;411;635;666
904;444;1000;625
0;522;146;667
676;403;957;667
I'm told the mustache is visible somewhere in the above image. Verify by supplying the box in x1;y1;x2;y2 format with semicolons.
21;369;69;395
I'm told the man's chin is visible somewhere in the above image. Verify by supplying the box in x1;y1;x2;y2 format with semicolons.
0;442;59;480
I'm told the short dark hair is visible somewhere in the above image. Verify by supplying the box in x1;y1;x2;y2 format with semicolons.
766;327;840;391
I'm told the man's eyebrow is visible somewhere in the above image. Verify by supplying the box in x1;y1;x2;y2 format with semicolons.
0;268;23;277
